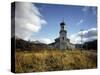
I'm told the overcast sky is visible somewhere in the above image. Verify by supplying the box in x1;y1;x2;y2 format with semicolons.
13;2;97;44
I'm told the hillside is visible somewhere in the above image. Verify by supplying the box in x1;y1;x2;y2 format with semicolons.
15;37;48;51
83;40;97;50
75;40;97;51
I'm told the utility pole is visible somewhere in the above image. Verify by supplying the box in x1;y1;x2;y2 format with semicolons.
80;29;83;52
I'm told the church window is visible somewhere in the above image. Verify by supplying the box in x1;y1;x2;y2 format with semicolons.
62;37;64;40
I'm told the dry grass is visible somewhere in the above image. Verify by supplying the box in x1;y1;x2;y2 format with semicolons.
15;49;97;73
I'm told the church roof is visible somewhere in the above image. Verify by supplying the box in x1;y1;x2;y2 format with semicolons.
55;37;60;41
60;22;65;25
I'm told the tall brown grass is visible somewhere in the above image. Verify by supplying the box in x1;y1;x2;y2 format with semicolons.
15;49;97;73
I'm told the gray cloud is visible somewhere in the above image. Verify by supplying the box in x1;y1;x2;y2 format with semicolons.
70;28;97;44
78;28;97;38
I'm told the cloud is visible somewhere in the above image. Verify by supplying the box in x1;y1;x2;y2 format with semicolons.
82;6;90;12
39;38;53;44
82;6;97;15
76;19;84;26
30;38;53;44
70;28;97;44
91;7;97;15
14;2;47;40
80;28;97;38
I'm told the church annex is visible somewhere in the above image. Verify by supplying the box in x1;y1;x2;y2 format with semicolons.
49;19;75;50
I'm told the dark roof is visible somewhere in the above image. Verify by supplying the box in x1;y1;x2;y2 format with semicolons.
60;22;65;25
55;37;60;41
49;42;55;45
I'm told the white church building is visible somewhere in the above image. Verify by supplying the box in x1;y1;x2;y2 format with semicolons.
49;19;75;50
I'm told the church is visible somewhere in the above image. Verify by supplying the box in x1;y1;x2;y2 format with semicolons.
49;19;75;50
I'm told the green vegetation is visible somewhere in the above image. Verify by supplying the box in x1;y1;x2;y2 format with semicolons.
15;49;97;73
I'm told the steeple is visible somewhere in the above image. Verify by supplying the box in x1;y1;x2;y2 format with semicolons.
60;18;65;25
60;18;66;31
59;18;67;38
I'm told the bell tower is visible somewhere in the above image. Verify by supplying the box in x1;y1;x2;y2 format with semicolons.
59;18;67;50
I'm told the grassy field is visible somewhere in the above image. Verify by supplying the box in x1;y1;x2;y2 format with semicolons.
15;49;97;73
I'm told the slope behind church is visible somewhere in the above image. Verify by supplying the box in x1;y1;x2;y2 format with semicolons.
49;19;75;50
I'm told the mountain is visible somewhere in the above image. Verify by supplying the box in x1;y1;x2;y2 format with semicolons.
75;40;97;50
12;37;48;51
83;40;97;50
